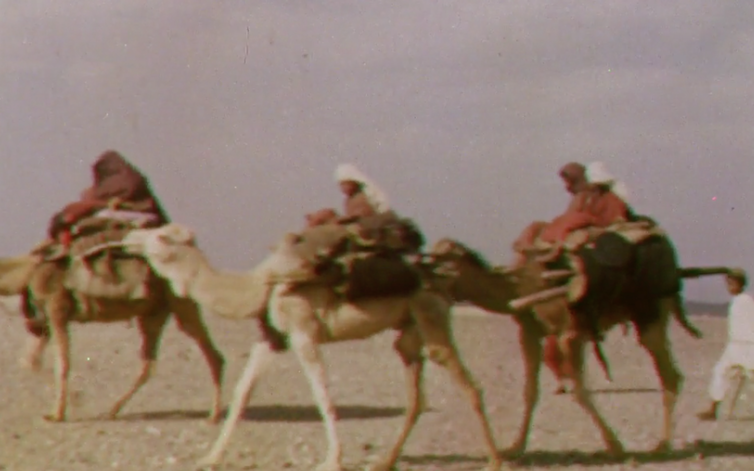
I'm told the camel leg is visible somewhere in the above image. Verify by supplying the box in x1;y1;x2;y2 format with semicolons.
288;332;342;471
172;298;226;423
505;316;544;457
638;315;682;453
368;327;425;471
44;314;71;422
412;296;501;471
107;312;170;419
567;335;624;455
198;342;274;470
20;333;49;372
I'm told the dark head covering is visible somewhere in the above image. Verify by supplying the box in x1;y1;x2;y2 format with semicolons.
728;268;749;288
84;150;170;224
559;162;588;194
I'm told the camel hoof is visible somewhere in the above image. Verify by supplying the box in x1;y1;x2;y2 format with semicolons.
501;443;525;459
312;461;342;471
482;459;503;471
20;357;43;372
365;459;395;471
206;413;222;425
103;406;122;420
43;414;65;423
314;460;343;471
98;411;118;421
697;410;717;421
196;456;220;470
606;441;626;457
651;440;672;454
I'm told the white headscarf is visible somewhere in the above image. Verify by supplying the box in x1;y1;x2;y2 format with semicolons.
334;163;390;213
585;161;614;185
586;161;630;204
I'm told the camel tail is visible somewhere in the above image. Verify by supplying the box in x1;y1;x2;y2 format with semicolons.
593;340;613;383
671;293;703;339
679;266;730;279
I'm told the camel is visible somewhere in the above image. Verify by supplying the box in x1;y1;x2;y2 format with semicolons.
430;237;726;457
0;244;225;423
114;223;502;471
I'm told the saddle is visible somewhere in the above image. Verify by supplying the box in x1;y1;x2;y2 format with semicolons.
279;215;426;301
323;252;423;301
528;218;670;304
31;216;156;303
344;212;425;255
531;219;666;255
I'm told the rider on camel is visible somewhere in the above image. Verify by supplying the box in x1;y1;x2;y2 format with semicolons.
46;150;170;248
537;161;628;244
512;161;630;394
305;163;391;227
510;162;591;268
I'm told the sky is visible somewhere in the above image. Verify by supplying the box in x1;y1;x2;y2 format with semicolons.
0;1;752;302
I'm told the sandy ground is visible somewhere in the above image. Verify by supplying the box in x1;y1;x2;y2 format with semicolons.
1;304;753;471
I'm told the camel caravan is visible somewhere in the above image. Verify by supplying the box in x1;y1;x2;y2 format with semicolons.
0;152;736;471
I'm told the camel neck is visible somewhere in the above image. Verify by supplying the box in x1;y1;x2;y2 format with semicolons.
181;248;270;319
457;268;518;315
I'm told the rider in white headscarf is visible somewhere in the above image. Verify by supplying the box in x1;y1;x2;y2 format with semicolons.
334;163;390;222
585;161;630;205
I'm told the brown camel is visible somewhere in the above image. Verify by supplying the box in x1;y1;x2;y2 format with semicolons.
0;247;225;423
430;237;724;457
115;223;502;471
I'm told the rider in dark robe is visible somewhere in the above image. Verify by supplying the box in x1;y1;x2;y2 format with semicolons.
47;150;169;246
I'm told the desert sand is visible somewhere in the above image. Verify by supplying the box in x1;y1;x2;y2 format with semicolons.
0;303;752;471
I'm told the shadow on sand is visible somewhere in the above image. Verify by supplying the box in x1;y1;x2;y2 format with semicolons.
589;387;660;395
110;404;406;422
401;440;754;468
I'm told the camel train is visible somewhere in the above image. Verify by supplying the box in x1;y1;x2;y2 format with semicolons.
0;151;732;471
0;209;729;471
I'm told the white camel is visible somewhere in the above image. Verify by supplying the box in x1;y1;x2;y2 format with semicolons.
115;223;501;471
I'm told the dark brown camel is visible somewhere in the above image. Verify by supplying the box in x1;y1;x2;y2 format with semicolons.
429;236;724;457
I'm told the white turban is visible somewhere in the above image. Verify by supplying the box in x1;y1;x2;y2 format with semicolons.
586;161;629;203
611;180;630;203
586;161;615;185
334;163;390;212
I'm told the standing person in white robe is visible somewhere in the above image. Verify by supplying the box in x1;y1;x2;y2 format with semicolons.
697;268;754;420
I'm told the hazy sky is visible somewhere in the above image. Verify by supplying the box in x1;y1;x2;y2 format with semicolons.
1;1;752;302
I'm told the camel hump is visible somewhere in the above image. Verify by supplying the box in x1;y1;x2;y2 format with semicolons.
335;253;422;301
63;256;153;311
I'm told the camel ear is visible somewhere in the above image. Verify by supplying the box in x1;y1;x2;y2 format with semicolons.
282;232;303;245
157;232;173;245
161;225;195;245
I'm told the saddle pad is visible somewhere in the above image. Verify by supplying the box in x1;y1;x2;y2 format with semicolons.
339;254;422;301
589;232;634;268
63;256;151;300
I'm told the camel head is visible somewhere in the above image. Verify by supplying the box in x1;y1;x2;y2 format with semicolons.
429;238;577;310
254;232;318;282
119;223;199;296
427;238;509;301
429;238;508;278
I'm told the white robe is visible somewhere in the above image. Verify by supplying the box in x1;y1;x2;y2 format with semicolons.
708;292;754;401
